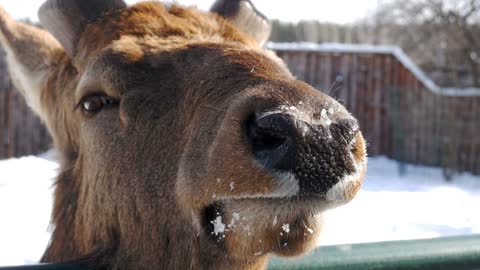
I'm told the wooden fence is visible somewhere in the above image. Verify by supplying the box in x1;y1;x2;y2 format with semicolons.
1;43;479;175
0;50;51;159
271;43;480;175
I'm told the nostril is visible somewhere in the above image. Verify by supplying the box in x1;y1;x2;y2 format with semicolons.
336;118;360;144
341;118;359;132
249;127;287;152
246;114;289;154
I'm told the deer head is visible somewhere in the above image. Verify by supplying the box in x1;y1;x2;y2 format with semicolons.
0;0;366;269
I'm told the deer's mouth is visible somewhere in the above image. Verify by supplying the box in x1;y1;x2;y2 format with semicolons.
199;196;330;257
199;147;366;255
200;135;366;240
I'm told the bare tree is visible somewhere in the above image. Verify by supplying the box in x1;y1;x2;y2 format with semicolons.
370;0;480;88
269;0;480;88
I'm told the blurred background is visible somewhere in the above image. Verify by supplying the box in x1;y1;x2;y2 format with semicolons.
0;0;479;266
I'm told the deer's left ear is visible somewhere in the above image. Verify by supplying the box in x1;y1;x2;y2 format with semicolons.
211;0;271;45
0;6;63;121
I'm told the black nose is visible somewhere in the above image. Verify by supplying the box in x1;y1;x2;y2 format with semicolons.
246;112;360;195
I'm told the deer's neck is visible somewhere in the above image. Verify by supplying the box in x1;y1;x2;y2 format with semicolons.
42;133;271;269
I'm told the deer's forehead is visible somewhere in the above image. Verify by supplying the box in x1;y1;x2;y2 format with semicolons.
76;35;287;101
75;2;258;66
108;35;232;62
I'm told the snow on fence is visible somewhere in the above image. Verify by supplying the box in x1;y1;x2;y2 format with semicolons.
269;42;480;175
0;50;51;160
0;43;479;175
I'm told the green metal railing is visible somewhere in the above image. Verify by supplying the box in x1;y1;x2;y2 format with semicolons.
2;235;480;270
269;235;480;270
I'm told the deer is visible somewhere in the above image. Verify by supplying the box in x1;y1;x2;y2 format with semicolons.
0;0;367;269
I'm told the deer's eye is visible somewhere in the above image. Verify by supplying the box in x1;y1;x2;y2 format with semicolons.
78;94;119;117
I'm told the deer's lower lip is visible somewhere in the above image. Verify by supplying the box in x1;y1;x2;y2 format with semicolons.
200;196;330;241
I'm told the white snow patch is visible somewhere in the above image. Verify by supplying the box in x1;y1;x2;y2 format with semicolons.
229;182;235;191
258;105;334;128
320;108;333;126
211;216;225;236
282;224;290;233
0;152;58;266
227;212;240;230
273;216;278;226
306;226;314;234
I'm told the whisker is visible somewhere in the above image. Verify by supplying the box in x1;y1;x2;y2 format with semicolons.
331;85;344;96
326;80;338;95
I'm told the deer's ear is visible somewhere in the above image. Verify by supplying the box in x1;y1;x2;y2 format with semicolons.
0;7;63;120
211;0;271;45
39;0;126;57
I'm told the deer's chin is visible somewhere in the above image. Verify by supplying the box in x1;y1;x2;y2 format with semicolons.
197;145;366;258
200;196;331;259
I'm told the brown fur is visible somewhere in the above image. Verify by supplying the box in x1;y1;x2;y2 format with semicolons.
0;2;367;269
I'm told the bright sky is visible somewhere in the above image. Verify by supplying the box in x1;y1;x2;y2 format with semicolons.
0;0;380;24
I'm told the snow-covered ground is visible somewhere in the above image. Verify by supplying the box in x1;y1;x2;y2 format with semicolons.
321;157;480;245
0;151;58;266
0;153;479;266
